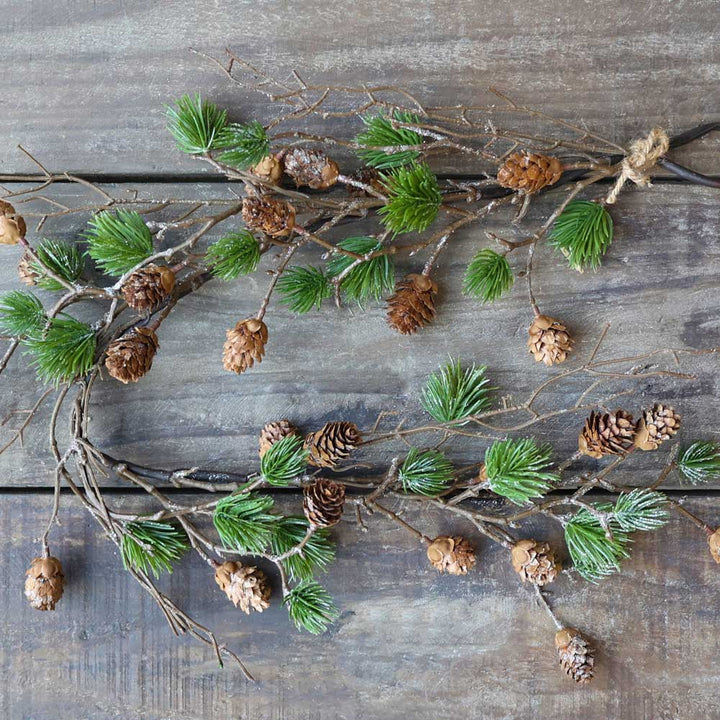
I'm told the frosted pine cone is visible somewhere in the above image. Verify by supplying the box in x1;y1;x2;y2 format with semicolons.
303;479;346;527
25;556;64;611
259;419;299;457
242;196;296;237
386;274;438;335
528;315;573;366
579;409;636;459
0;200;26;245
426;535;476;575
214;561;271;614
305;421;361;468
511;539;560;586
250;154;284;184
634;403;681;451
222;318;268;374
283;148;340;190
18;251;39;286
708;529;720;564
555;628;595;684
121;264;176;312
497;152;563;194
105;327;159;383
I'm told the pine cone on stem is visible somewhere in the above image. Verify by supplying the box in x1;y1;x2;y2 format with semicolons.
242;196;296;237
497;152;563;194
25;556;64;611
707;528;720;563
214;561;271;614
259;419;299;457
18;252;39;286
528;314;573;366
105;327;159;384
250;154;284;184
283;148;340;190
426;536;476;575
222;318;268;374
555;627;595;684
121;264;176;312
578;409;636;459
0;200;26;245
303;479;346;527
386;273;438;335
305;421;361;468
511;539;560;586
634;403;681;451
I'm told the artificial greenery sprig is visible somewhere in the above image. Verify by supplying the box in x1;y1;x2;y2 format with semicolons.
83;210;154;277
120;520;190;578
421;358;493;424
355;111;425;169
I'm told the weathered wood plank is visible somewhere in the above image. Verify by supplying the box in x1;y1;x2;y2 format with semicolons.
1;182;718;488
1;492;719;719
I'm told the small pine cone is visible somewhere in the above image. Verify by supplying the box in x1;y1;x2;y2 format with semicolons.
305;421;361;468
634;403;681;451
578;409;636;459
283;148;340;190
708;528;720;563
214;561;271;614
511;539;560;586
303;479;346;527
250;154;284;184
427;536;476;575
121;264;176;312
555;628;595;684
528;315;573;366
242;195;296;237
259;419;299;457
18;251;39;286
348;167;385;197
25;556;64;611
0;200;26;245
386;274;438;335
497;152;563;194
105;327;159;384
222;318;268;374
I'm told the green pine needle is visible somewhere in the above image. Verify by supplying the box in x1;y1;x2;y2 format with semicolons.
120;521;189;578
378;162;442;234
270;516;336;582
277;266;333;313
212;492;277;554
206;231;261;280
215;121;270;170
484;438;558;505
326;237;395;306
283;580;339;634
398;448;454;496
550;200;613;271
612;489;669;532
678;442;720;484
420;358;493;425
83;210;154;277
166;94;228;154
260;435;309;486
24;315;96;386
31;239;84;291
355;111;424;169
0;291;46;338
463;249;514;303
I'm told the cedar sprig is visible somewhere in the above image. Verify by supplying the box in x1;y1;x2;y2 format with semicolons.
0;291;46;338
83;210;154;277
31;239;84;291
215;121;270;170
463;249;514;303
326;237;395;306
550;200;614;271
355;110;425;169
120;520;190;578
398;448;454;496
283;580;339;635
483;437;558;505
678;442;720;484
260;434;309;486
378;162;442;234
421;357;493;424
213;492;278;555
270;516;336;582
206;231;261;280
277;266;333;313
166;94;228;154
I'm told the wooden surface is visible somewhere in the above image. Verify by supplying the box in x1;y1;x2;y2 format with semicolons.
2;1;720;718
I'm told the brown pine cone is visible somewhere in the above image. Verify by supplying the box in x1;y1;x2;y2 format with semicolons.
497;152;563;194
511;539;560;586
386;274;438;335
0;200;26;245
305;421;361;468
634;403;681;451
222;318;268;374
283;148;340;190
303;479;346;527
242;195;296;237
259;419;299;457
105;327;159;384
214;561;271;614
250;154;284;184
528;315;573;366
427;535;476;575
555;628;595;684
578;409;636;459
121;264;176;312
708;528;720;563
25;556;64;611
18;251;39;286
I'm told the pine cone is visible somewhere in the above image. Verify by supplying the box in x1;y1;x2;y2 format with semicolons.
24;556;64;611
511;539;560;586
105;327;159;384
0;200;26;245
214;561;271;614
283;148;340;190
386;273;438;335
634;403;681;451
259;419;299;457
427;535;476;575
222;318;268;374
528;315;573;366
708;528;720;563
18;251;39;286
497;152;563;194
242;196;296;237
303;479;346;527
578;409;636;459
305;421;361;468
250;154;284;184
555;628;595;684
121;264;176;312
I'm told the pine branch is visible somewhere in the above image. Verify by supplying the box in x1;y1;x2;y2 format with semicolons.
378;162;442;234
326;237;395;305
550;200;613;271
31;239;85;291
463;249;514;303
270;517;335;582
612;489;669;532
213;492;277;554
206;231;261;280
283;580;339;634
678;441;720;484
215;121;270;170
120;520;189;578
260;435;309;486
398;448;454;496
166;94;227;155
276;266;333;313
0;291;46;338
83;210;154;277
355;111;424;169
